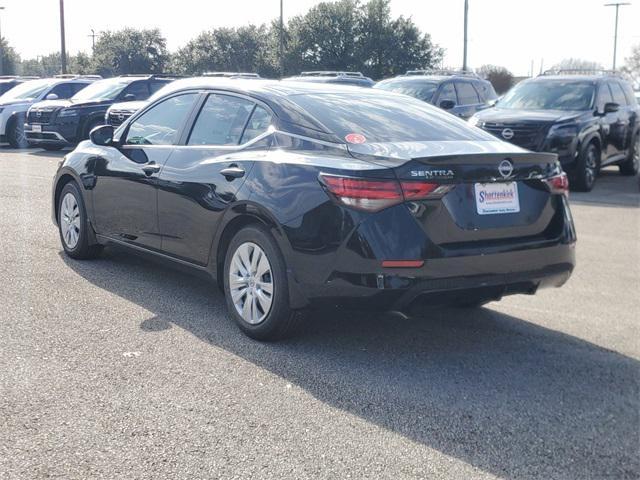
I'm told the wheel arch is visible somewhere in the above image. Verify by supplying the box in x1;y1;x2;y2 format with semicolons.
209;202;308;309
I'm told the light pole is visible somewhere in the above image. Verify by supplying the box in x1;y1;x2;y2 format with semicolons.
604;2;630;71
88;29;98;52
59;0;67;74
0;6;5;76
279;0;284;77
462;0;469;71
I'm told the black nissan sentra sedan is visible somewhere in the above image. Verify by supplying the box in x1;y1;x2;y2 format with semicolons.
51;78;576;340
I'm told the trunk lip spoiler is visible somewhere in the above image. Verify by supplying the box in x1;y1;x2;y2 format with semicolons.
346;140;558;166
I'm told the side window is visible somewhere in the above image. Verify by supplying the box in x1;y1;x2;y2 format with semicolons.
49;83;74;99
455;82;480;105
240;106;273;144
122;81;150;100
126;93;198;146
609;82;627;106
187;94;255;146
71;83;90;95
597;83;614;111
437;83;456;104
150;81;168;94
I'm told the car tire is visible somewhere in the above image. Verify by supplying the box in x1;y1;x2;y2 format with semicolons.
619;132;640;176
42;145;64;151
6;117;26;149
57;182;103;260
572;142;599;192
223;225;301;341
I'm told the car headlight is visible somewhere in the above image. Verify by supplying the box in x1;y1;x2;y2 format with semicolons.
547;124;578;147
468;115;481;127
58;109;79;118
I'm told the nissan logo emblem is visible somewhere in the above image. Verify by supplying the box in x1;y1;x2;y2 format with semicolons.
501;128;514;140
498;159;514;178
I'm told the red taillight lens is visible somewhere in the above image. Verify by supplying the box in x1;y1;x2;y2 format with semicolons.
320;175;403;212
320;174;452;212
400;181;453;200
544;172;569;197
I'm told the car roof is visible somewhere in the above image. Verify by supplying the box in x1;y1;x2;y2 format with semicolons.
531;74;627;83
156;77;390;99
379;74;487;84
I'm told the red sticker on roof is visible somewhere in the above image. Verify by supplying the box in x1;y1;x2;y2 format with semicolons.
345;133;366;144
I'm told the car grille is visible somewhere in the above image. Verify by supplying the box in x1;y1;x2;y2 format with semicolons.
27;110;55;124
107;110;134;127
481;122;549;151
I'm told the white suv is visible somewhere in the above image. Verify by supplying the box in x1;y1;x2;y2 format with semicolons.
0;76;98;148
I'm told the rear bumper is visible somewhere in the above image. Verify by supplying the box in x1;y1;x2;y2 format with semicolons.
299;242;575;311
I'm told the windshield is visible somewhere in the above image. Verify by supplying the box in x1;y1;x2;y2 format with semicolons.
0;79;51;102
71;79;131;101
288;92;494;143
499;80;595;111
375;80;438;102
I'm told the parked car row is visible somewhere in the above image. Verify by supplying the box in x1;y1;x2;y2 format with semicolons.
3;69;638;192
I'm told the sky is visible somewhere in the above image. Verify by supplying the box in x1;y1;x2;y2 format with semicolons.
1;0;639;76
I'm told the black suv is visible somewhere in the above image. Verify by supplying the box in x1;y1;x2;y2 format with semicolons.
469;71;640;191
285;71;374;87
25;75;176;150
374;70;498;119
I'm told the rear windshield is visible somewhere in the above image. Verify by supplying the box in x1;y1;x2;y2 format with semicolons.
375;79;438;102
287;92;493;143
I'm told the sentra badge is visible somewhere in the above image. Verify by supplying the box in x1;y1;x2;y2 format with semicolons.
410;169;455;179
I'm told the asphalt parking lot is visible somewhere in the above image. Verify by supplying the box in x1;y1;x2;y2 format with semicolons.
0;146;638;480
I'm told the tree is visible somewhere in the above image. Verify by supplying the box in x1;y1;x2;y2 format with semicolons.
19;52;96;77
622;43;639;88
92;28;169;76
0;38;20;75
284;0;442;79
551;58;603;73
172;25;278;77
478;64;514;94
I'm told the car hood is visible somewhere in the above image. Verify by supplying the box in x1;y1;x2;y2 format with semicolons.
475;107;585;124
31;99;113;110
108;100;147;112
0;99;31;108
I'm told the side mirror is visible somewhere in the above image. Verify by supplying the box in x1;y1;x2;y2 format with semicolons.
46;93;59;100
439;99;456;110
90;124;114;146
604;102;619;114
123;94;136;102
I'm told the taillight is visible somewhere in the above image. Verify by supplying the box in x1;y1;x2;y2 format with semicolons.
320;174;452;212
544;172;569;197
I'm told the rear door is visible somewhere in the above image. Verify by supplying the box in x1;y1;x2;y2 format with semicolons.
91;92;199;249
157;92;274;264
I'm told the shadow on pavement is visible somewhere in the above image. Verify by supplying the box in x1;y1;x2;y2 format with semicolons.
569;168;639;208
61;248;639;479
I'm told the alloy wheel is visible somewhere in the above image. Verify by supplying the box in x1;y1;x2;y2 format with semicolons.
585;147;597;188
229;242;274;325
60;192;81;249
633;136;640;172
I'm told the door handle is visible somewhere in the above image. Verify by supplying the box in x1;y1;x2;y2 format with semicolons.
142;163;161;176
220;166;245;180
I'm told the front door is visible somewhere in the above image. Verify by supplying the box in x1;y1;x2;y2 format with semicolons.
91;92;200;249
